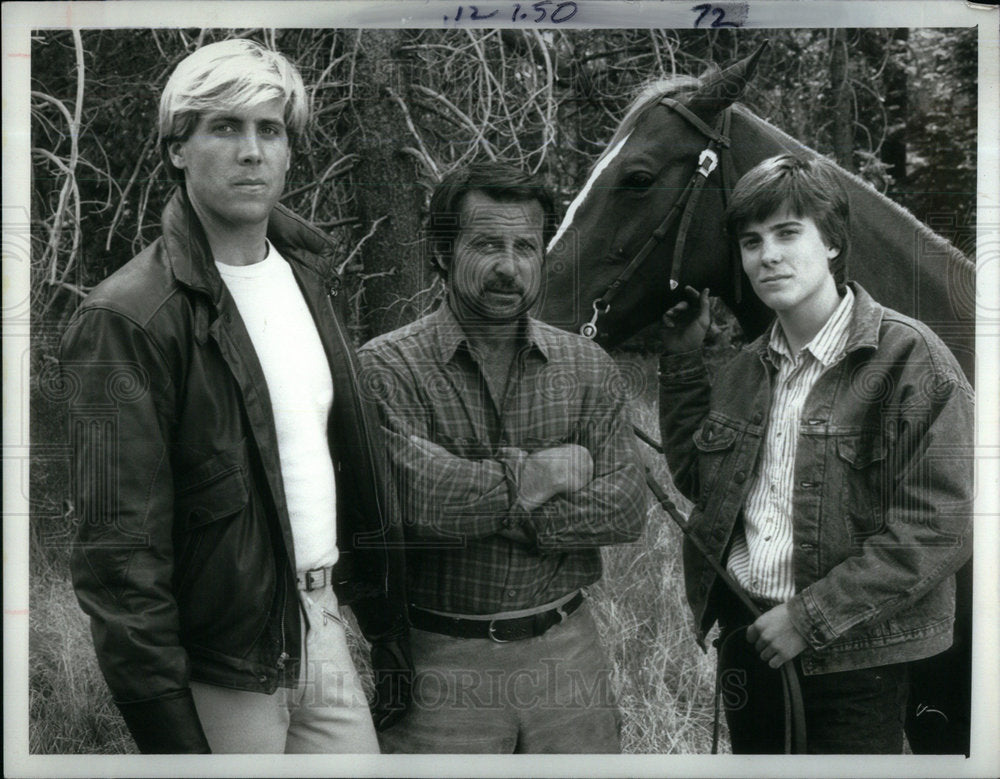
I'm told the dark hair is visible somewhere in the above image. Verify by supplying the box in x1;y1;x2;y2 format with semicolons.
726;154;850;284
426;162;557;279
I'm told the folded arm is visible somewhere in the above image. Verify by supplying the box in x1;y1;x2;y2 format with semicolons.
514;363;647;551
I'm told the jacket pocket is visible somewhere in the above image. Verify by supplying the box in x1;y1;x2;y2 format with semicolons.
835;433;889;543
173;442;275;651
692;417;740;502
176;464;249;529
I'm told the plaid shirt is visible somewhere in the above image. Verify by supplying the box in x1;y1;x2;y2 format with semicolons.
358;304;646;614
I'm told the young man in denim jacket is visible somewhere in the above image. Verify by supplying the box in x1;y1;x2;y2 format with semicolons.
658;154;973;753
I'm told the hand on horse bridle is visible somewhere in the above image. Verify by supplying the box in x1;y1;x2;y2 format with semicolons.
660;285;712;355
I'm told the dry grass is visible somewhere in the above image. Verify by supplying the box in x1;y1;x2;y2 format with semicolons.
591;354;725;753
28;534;136;754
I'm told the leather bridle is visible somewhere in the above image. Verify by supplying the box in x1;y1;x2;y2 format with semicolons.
579;98;739;340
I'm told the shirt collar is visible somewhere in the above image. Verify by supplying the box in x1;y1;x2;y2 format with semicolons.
766;285;856;368
430;303;552;363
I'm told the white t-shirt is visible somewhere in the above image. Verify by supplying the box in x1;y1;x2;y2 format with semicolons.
216;242;338;571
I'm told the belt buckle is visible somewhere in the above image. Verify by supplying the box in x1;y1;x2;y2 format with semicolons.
304;568;326;591
487;619;509;644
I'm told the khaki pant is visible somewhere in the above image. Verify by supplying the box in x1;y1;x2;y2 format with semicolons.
379;601;621;753
191;585;378;753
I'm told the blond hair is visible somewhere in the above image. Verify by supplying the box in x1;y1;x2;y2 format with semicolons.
158;39;308;179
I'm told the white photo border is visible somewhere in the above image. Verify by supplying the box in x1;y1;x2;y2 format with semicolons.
4;2;997;777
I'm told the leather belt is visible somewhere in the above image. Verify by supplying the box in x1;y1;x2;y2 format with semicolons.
409;591;585;643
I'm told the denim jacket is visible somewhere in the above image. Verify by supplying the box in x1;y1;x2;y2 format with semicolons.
658;283;973;675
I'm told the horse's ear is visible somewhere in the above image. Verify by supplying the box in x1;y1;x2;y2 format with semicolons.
686;41;769;121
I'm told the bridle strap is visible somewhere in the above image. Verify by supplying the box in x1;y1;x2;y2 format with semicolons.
669;106;731;292
717;109;744;305
659;97;731;146
579;100;734;338
595;171;698;305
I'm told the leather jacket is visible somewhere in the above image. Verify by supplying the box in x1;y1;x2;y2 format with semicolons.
658;283;973;675
61;189;407;751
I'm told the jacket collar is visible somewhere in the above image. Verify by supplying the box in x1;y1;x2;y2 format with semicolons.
750;281;883;361
429;302;552;364
161;187;335;304
841;281;884;353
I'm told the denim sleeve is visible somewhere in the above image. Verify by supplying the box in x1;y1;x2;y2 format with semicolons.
787;376;975;650
657;350;712;502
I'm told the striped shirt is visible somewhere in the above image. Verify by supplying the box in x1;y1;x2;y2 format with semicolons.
358;304;646;615
727;287;856;603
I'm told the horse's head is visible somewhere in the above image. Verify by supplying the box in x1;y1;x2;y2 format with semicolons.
538;45;768;345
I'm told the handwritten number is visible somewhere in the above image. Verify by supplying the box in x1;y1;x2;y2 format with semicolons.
710;8;738;27
531;1;552;22
693;4;740;28
449;2;577;25
550;2;577;23
469;5;499;20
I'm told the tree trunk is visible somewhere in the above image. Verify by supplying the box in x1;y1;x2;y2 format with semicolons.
882;29;909;195
349;29;432;340
829;29;855;172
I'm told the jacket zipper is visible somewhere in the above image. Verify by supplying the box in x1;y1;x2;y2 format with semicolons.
325;282;392;596
276;575;289;671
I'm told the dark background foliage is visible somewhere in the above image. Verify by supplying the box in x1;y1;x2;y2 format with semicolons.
31;27;977;336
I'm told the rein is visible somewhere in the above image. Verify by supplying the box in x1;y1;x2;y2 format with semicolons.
634;426;808;754
580;100;735;340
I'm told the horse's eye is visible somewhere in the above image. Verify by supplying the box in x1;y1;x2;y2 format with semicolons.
621;172;655;190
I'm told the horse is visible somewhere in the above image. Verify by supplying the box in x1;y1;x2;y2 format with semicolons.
538;45;975;755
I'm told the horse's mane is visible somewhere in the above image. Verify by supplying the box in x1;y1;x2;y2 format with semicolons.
596;74;704;165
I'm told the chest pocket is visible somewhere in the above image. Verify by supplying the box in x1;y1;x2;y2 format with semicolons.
173;452;252;596
692;417;740;498
835;433;889;544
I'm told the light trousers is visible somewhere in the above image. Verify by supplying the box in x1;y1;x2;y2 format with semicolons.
379;601;621;753
190;585;379;753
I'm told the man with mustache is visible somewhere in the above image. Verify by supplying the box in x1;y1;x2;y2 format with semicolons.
358;162;647;753
658;154;973;753
60;39;409;753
